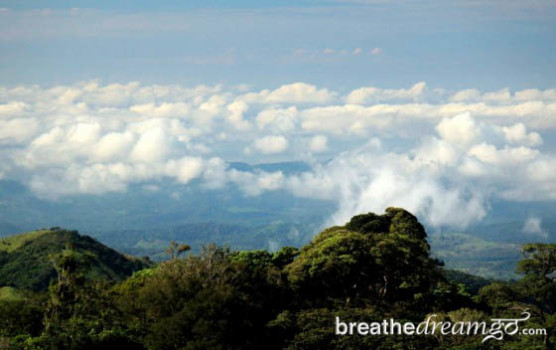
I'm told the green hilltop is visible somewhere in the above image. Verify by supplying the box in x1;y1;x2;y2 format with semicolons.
0;228;150;291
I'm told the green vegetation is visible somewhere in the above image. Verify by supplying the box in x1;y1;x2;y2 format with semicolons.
442;269;494;295
0;228;150;291
0;230;50;253
0;209;554;349
0;286;25;301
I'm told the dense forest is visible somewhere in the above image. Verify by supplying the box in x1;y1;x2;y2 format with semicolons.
0;208;554;349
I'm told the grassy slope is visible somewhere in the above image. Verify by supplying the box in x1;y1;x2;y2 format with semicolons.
0;228;149;291
0;230;50;253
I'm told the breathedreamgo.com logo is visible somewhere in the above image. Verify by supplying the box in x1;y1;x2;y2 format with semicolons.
335;309;546;342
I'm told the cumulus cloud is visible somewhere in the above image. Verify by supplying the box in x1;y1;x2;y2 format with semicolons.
228;169;285;196
93;132;135;162
165;157;204;184
286;141;487;228
300;105;392;135
130;102;190;118
0;118;39;144
450;89;481;102
468;143;539;165
226;100;252;131
346;82;426;104
515;88;556;101
264;83;335;104
254;135;289;154
0;101;27;115
309;135;328;153
436;112;480;146
130;128;172;163
256;107;298;132
450;86;556;105
0;80;556;229
502;123;542;146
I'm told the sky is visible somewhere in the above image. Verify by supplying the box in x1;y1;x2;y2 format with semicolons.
1;0;555;233
1;0;556;88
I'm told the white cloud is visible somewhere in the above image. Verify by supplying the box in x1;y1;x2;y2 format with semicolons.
254;135;289;154
0;118;39;144
436;112;480;146
67;122;102;144
93;131;135;162
346;82;426;104
82;82;140;107
514;88;556;101
483;88;511;103
502;123;542;146
450;89;481;102
257;171;284;191
226;100;252;131
412;137;457;168
527;158;556;182
256;107;298;132
309;135;328;153
0;101;27;115
300;104;392;135
165;156;204;184
130;102;190;118
522;216;548;239
450;87;556;105
228;170;285;196
0;80;556;227
198;94;227;118
286;141;487;228
468;143;539;165
201;157;228;189
130;128;172;163
265;83;334;104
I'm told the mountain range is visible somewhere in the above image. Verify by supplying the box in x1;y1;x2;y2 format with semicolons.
0;161;554;279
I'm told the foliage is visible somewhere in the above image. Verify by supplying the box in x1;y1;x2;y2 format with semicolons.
443;269;494;295
0;228;150;291
116;244;286;350
0;209;553;349
285;208;445;314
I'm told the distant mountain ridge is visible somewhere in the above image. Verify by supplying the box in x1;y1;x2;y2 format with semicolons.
0;228;149;291
0;160;554;280
0;161;335;235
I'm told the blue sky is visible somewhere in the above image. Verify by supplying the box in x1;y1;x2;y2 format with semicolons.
1;1;556;232
1;1;555;89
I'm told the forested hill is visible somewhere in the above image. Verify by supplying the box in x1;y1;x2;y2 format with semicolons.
0;228;150;291
0;209;553;349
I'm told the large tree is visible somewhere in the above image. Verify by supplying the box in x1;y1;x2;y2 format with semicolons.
285;208;445;313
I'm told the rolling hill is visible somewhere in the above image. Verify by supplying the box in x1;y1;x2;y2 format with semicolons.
0;228;150;291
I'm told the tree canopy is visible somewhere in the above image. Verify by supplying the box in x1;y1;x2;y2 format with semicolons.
0;209;553;349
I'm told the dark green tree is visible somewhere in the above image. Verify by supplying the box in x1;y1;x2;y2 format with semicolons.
285;208;445;314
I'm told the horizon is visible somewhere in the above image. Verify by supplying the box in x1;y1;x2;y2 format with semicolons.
1;0;555;249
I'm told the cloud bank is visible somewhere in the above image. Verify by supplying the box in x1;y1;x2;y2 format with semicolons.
1;81;555;228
